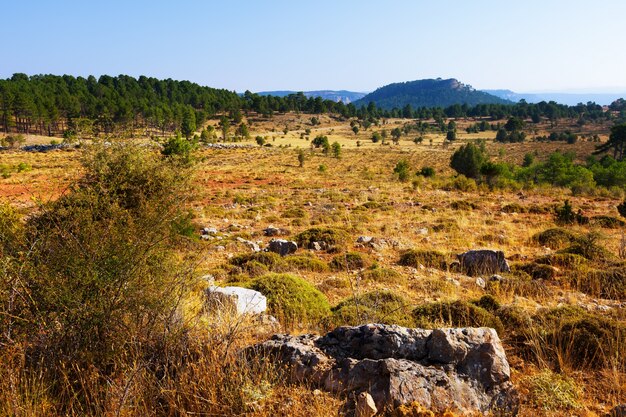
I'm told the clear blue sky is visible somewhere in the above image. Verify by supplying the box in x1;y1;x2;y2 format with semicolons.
2;0;625;93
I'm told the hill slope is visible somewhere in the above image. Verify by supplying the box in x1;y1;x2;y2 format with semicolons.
256;90;366;103
354;78;511;109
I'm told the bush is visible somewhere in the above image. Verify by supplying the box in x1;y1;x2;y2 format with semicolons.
247;273;331;327
393;159;411;182
11;143;195;400
450;199;478;211
417;166;435;177
398;249;447;269
161;133;197;164
555;200;588;225
590;215;625;229
534;253;587;269
513;262;559;280
558;235;613;262
331;290;413;327
329;252;370;271
283;255;329;272
532;228;578;248
230;252;285;271
618;200;626;218
362;266;406;284
294;227;349;251
450;142;487;179
412;300;504;335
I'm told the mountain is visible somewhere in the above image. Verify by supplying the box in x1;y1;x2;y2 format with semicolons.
484;89;626;106
256;90;367;104
353;78;511;109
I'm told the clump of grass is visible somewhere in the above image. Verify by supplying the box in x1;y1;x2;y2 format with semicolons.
230;252;286;271
591;215;626;229
534;253;587;269
283;255;329;272
294;227;349;251
450;199;478;211
524;369;582;411
566;266;626;300
431;218;459;233
501;203;527;213
282;206;307;219
329;252;370;271
412;300;504;335
531;228;578;248
512;262;559;280
362;265;406;284
398;249;447;270
331;290;413;327
557;233;613;262
247;273;331;328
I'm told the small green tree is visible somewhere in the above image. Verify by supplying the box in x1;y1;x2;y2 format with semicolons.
331;141;341;158
394;159;411;182
312;135;329;149
255;136;265;146
352;126;359;135
237;123;250;139
450;142;487;179
181;106;197;138
391;127;402;144
219;116;230;141
371;132;382;143
161;133;198;165
446;130;457;141
297;149;305;167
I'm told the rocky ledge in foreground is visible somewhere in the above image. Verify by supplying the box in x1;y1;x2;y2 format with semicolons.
248;324;519;416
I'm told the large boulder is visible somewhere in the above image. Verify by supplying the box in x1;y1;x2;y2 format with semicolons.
249;324;518;415
457;249;511;276
267;239;298;256
206;286;267;315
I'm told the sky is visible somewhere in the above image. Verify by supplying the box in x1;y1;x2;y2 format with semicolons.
2;0;626;93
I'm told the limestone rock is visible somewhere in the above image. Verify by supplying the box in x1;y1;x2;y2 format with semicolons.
206;286;267;315
355;392;378;417
250;324;519;416
267;239;298;256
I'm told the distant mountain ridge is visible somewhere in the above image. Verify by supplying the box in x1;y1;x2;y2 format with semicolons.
483;89;626;106
353;78;511;109
256;90;367;104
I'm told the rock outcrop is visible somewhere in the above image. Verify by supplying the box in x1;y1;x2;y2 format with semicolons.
267;239;298;256
249;324;518;415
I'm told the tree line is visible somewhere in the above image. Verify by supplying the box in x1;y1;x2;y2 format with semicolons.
0;73;621;139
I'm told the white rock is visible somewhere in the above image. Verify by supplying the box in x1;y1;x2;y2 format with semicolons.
355;392;377;417
206;286;267;315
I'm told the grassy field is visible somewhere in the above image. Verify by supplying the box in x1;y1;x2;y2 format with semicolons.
1;114;625;416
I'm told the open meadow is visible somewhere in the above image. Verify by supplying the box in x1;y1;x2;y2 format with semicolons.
1;112;625;416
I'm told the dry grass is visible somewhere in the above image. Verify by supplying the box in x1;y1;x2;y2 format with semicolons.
1;114;625;416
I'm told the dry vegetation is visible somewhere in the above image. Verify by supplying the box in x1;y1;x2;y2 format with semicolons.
0;113;625;416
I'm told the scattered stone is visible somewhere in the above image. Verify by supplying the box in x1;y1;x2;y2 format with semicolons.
416;228;428;235
357;236;373;244
267;239;298;256
264;226;289;237
201;227;218;235
235;237;261;252
215;245;226;251
206;286;267;315
457;249;511;276
490;274;504;282
311;241;328;251
355;392;378;417
476;277;486;288
250;324;519;415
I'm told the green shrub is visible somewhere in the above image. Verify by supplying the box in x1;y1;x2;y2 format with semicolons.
398;249;447;269
513;262;559;280
471;294;501;313
393;159;411;182
590;215;625;229
247;273;331;327
569;267;626;300
554;200;588;225
501;203;527;213
332;291;413;327
534;253;587;269
558;239;613;262
531;228;578;248
412;300;504;335
330;252;370;271
524;370;582;411
16;162;31;172
418;166;435;177
283;255;329;272
362;266;406;284
230;251;285;270
282;206;307;219
450;142;487;179
294;227;348;251
450;199;478;211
